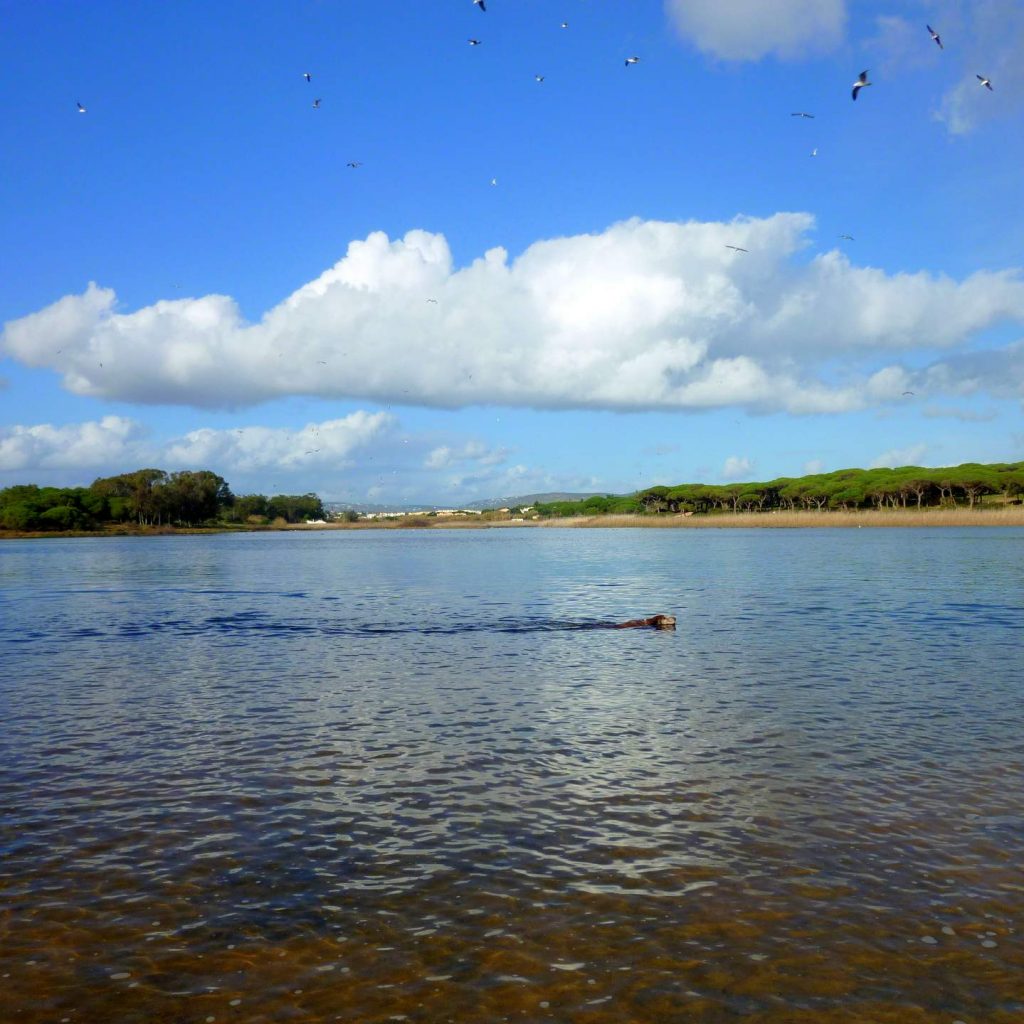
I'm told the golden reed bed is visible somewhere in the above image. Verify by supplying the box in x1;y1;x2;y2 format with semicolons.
530;507;1024;528
291;505;1024;530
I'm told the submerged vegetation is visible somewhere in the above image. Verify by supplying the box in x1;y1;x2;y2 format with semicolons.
530;462;1024;519
0;469;324;533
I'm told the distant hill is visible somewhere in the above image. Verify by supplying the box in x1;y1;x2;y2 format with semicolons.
461;491;611;510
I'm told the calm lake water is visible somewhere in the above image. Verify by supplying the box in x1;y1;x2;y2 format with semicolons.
2;527;1023;1023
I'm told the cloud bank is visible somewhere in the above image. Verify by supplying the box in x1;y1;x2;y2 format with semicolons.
0;416;147;472
0;413;545;503
0;412;392;476
4;216;1024;416
664;0;846;61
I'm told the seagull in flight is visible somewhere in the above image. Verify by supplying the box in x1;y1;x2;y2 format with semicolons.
535;74;545;82
76;101;86;113
303;72;312;82
346;161;362;168
473;0;485;10
490;177;498;186
312;97;321;108
790;112;815;118
926;25;943;49
838;234;855;241
810;148;818;157
561;22;568;29
725;245;749;253
851;70;871;100
468;38;481;45
977;74;993;90
624;56;640;66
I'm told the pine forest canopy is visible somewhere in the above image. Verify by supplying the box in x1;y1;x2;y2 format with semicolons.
530;462;1024;518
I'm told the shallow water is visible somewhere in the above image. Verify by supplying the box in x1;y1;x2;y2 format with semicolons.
2;527;1023;1023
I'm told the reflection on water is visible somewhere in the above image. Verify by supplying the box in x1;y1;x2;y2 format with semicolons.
2;528;1023;1022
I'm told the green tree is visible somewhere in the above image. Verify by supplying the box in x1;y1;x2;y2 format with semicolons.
267;493;325;523
228;493;270;522
897;476;936;509
0;502;40;530
637;486;671;513
160;470;232;525
38;505;87;530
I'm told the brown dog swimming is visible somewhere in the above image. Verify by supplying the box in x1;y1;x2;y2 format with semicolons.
613;614;676;629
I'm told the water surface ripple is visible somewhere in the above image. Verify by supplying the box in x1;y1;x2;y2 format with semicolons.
2;528;1023;1023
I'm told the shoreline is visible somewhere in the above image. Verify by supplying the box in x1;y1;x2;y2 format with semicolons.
5;506;1024;540
300;507;1024;529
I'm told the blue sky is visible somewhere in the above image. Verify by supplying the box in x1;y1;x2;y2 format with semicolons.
2;0;1022;504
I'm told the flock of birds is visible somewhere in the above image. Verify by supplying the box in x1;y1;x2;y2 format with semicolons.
71;4;996;266
73;8;996;133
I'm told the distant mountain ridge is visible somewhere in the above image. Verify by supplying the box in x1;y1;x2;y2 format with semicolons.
462;491;611;510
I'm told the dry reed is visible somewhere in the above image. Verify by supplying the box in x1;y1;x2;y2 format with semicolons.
283;505;1024;531
529;506;1024;528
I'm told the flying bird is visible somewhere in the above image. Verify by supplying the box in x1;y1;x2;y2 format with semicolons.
473;0;485;10
902;391;915;396
810;148;818;157
535;74;545;82
851;70;871;100
725;245;749;253
468;38;481;45
76;101;86;113
624;56;640;66
346;161;362;168
838;234;855;240
426;298;438;303
977;74;993;90
312;97;321;108
303;72;312;82
790;112;815;118
490;177;498;186
560;22;568;29
926;25;942;49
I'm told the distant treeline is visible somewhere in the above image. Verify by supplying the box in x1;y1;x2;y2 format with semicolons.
531;462;1024;518
0;469;325;532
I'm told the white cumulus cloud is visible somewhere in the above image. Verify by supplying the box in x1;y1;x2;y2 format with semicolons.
4;216;1024;416
0;412;393;481
721;455;754;480
424;440;510;470
164;411;394;472
0;416;148;472
869;443;930;469
664;0;846;61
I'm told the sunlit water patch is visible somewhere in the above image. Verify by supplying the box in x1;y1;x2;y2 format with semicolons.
2;528;1023;1022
